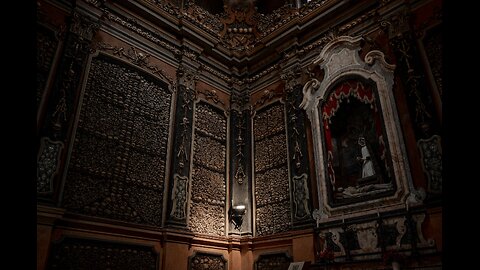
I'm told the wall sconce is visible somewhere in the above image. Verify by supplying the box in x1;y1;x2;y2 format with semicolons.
229;204;246;230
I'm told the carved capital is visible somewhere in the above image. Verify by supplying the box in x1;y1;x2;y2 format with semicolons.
281;67;303;91
69;12;100;40
230;92;249;112
177;65;198;90
380;9;411;39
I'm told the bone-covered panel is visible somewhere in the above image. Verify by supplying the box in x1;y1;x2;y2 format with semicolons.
62;56;171;227
253;102;291;236
189;102;227;236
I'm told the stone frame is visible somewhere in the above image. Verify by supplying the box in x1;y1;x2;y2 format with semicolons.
301;36;415;219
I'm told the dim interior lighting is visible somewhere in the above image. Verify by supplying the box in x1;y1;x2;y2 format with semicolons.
230;204;246;230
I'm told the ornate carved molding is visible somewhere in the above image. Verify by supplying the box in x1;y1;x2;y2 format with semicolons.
254;4;297;38
199;63;232;83
196;88;225;106
338;9;377;33
96;42;176;87
253;88;283;108
184;0;223;37
143;0;180;17
102;9;183;57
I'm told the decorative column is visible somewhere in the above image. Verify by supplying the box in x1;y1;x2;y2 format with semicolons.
228;91;252;235
37;11;99;203
383;9;442;197
281;67;314;228
166;64;197;228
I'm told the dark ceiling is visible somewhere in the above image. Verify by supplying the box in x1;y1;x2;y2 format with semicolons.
192;0;290;15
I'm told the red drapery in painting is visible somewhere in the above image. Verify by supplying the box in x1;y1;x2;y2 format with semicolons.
321;80;388;188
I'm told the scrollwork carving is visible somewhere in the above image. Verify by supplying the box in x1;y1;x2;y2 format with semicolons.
170;174;188;220
197;88;225;106
37;137;63;194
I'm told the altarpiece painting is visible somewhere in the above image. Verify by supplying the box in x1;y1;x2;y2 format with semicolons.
319;79;394;204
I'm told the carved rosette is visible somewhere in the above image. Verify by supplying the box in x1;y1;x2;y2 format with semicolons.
37;137;64;194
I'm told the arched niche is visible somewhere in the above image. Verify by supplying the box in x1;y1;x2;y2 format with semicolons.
301;36;415;219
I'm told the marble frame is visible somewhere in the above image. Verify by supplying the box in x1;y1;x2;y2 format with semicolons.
301;36;415;220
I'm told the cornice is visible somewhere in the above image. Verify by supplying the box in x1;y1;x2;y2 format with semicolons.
69;0;430;93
